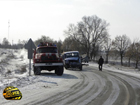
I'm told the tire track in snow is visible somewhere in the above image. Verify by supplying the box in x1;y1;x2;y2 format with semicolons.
105;71;137;105
88;65;140;105
30;72;87;105
31;66;139;105
86;69;118;105
3;65;140;105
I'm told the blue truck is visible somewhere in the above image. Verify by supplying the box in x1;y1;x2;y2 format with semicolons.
61;51;82;70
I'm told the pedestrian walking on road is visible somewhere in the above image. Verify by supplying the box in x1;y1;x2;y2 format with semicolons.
98;56;104;71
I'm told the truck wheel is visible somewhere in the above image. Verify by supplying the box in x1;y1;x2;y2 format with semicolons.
55;68;58;74
79;65;82;71
65;65;68;69
65;67;67;69
56;66;64;76
34;67;41;75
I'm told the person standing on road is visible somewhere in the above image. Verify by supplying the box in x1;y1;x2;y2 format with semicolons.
98;56;104;71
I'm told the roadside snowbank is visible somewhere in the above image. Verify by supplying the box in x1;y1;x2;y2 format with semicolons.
89;62;140;78
0;48;79;91
0;48;29;90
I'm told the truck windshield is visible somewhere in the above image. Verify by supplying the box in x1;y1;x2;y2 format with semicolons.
65;52;79;58
36;47;57;53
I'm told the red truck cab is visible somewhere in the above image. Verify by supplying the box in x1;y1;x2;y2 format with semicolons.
33;42;64;75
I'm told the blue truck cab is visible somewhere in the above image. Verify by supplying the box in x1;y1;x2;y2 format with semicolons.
61;51;82;70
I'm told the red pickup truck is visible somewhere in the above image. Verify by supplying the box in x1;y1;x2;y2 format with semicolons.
33;42;64;76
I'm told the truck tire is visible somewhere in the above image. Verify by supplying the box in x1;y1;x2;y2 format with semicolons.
55;68;58;74
56;66;64;76
65;65;68;69
79;65;82;71
34;67;41;75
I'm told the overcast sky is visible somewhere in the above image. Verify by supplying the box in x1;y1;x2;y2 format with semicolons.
0;0;140;44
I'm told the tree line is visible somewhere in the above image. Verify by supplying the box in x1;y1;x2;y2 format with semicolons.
63;15;140;68
0;38;27;49
34;35;139;69
0;15;140;68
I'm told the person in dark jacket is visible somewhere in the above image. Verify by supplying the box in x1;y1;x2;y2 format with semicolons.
98;56;104;71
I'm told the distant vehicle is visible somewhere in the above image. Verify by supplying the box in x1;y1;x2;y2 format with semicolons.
62;51;82;70
33;42;64;76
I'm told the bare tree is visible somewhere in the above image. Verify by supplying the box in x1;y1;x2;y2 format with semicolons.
125;42;135;66
62;36;86;54
54;39;63;53
133;41;140;68
34;35;53;46
2;38;10;48
64;15;109;58
112;35;131;65
103;36;112;63
90;43;100;60
2;38;10;46
62;37;73;51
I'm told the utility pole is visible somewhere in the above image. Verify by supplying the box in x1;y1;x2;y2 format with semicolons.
8;20;10;41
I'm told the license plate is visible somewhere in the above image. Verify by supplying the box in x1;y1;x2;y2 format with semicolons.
46;63;52;65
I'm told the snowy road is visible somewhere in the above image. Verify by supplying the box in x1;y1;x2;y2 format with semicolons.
1;65;140;105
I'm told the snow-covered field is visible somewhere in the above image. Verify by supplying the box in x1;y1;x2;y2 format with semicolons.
0;48;140;91
0;48;71;91
0;48;29;89
0;48;80;101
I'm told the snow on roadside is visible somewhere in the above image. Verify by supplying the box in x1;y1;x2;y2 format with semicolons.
89;62;140;78
0;48;79;92
0;48;29;90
